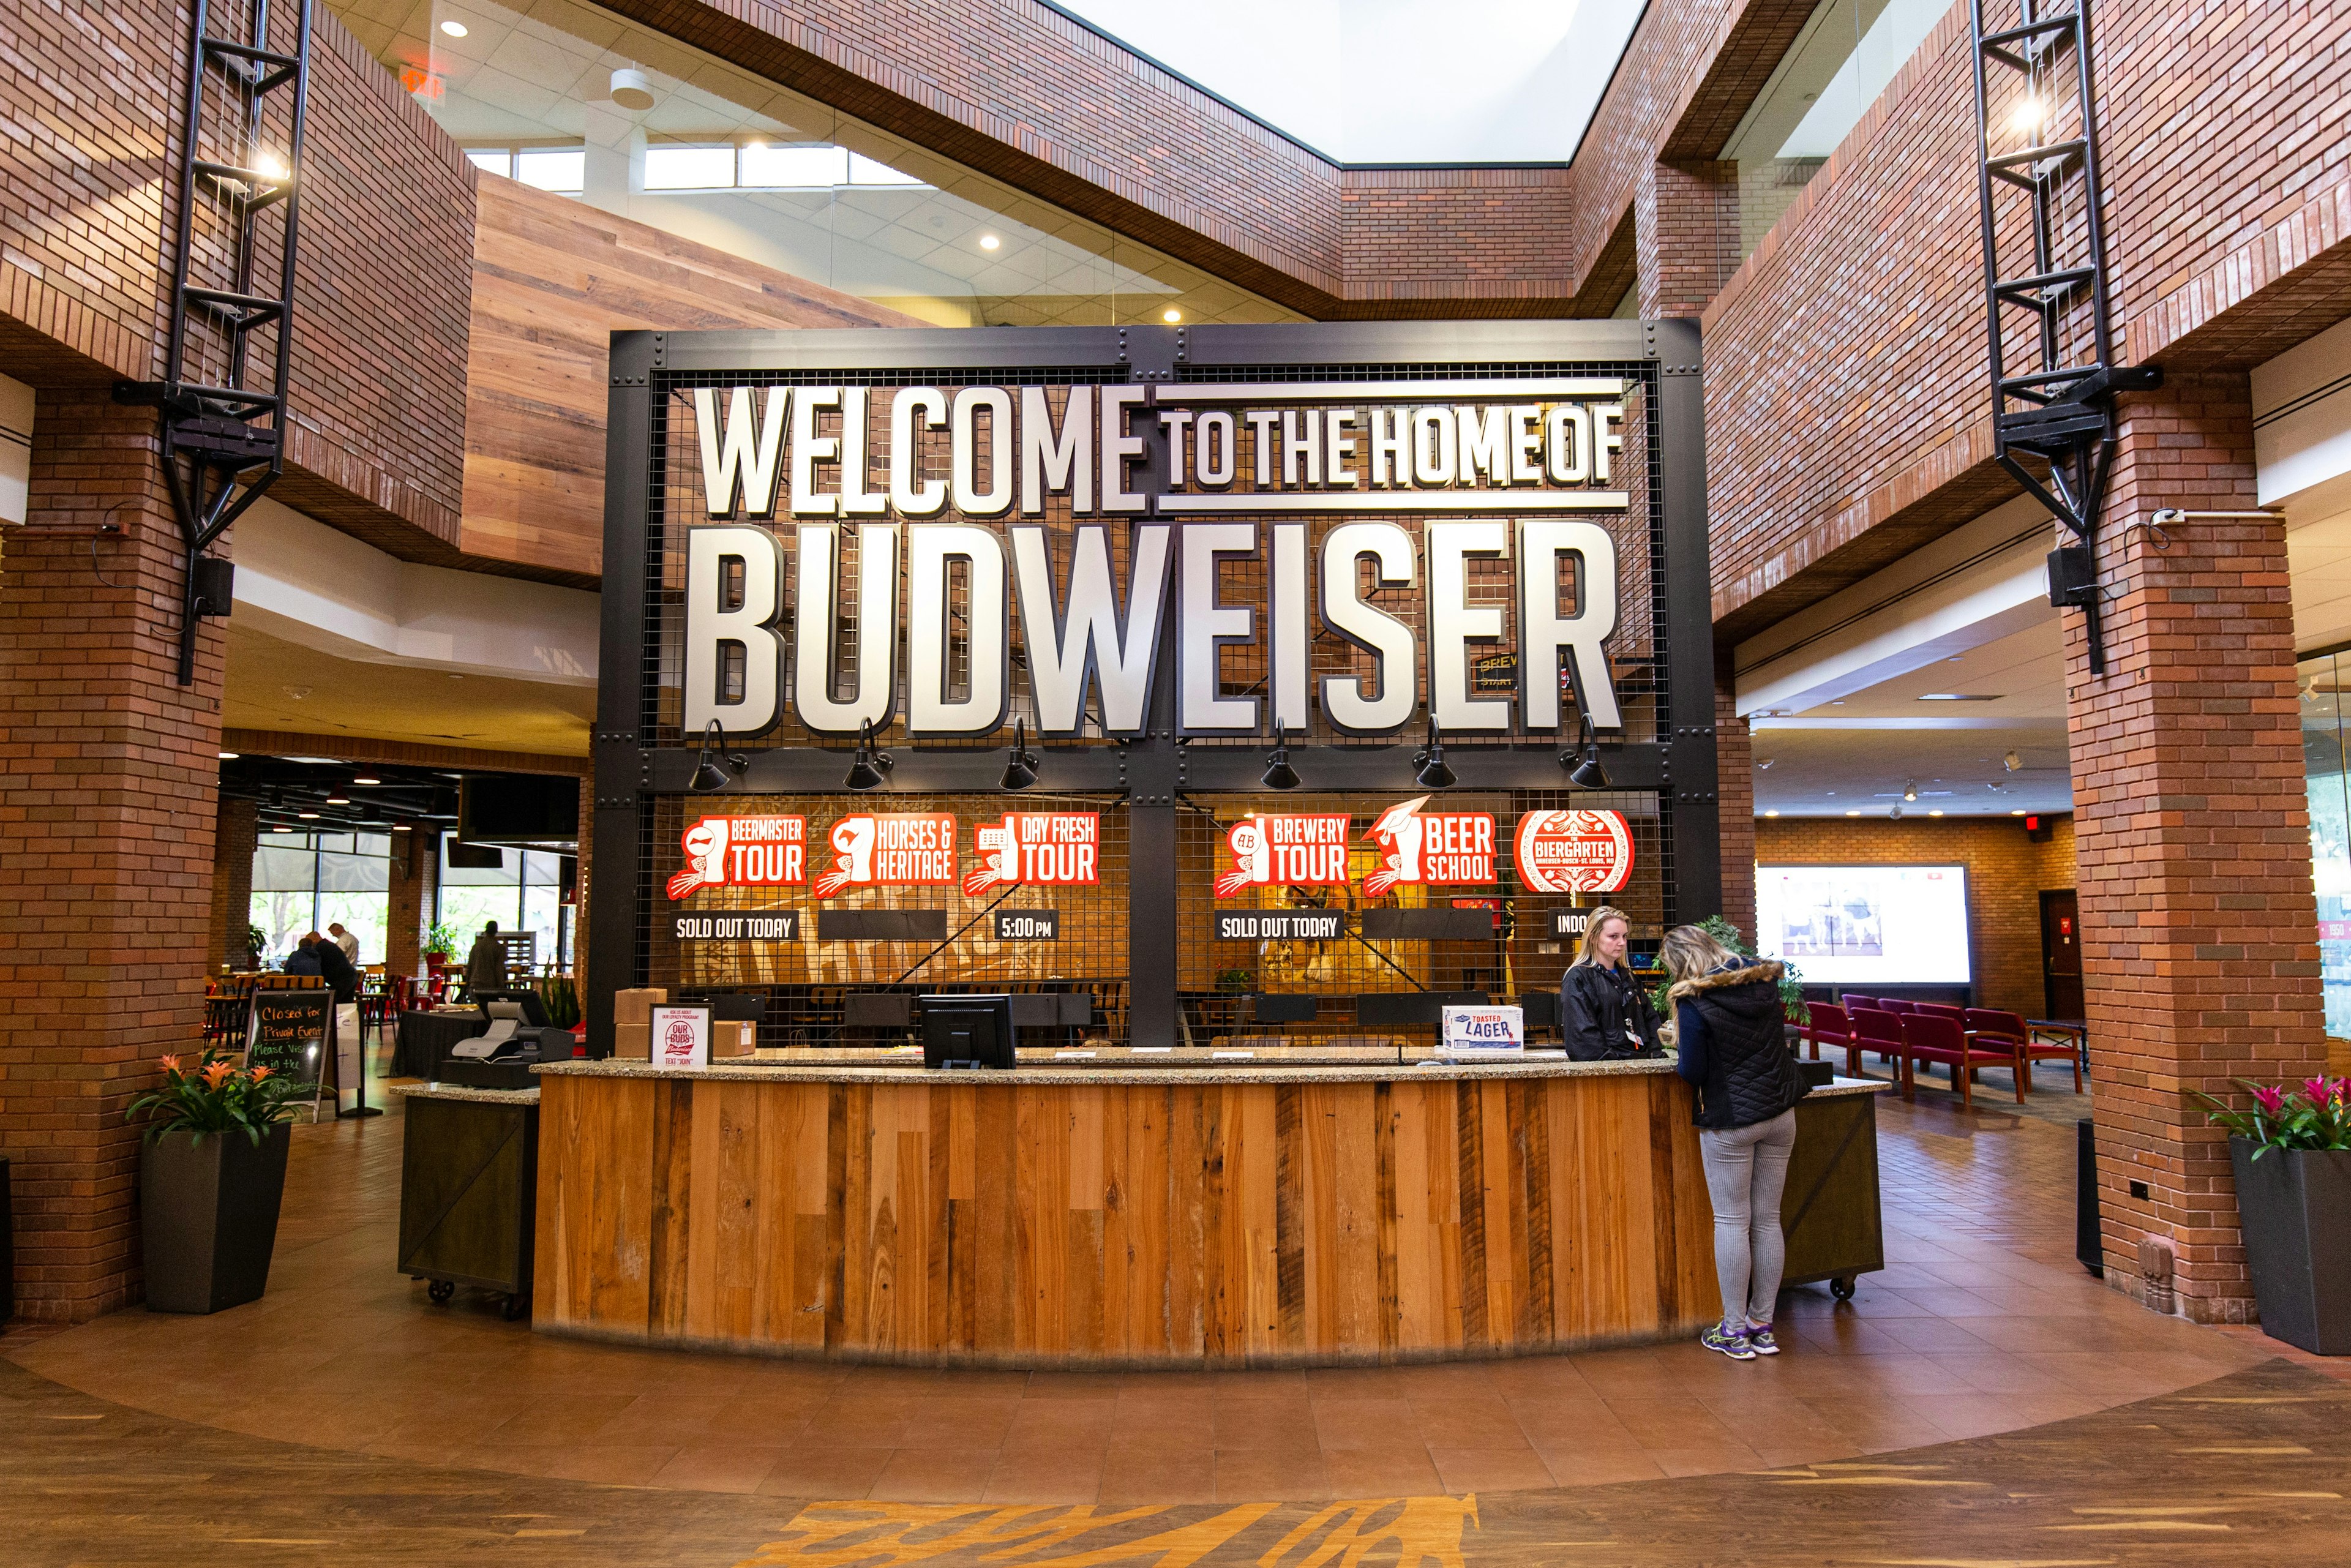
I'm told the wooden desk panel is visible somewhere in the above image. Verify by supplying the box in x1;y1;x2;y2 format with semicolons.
534;1070;1719;1367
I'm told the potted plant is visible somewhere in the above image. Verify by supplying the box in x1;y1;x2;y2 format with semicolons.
126;1051;309;1314
2199;1075;2351;1354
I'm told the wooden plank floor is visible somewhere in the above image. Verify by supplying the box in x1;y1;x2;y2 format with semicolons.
6;1351;2349;1566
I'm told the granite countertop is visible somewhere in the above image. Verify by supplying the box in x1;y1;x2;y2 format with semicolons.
396;1082;542;1106
534;1057;1891;1094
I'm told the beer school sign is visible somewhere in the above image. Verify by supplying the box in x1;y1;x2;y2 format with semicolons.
590;322;1718;1051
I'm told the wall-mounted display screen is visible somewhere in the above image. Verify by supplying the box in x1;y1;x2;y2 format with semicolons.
1755;864;1970;985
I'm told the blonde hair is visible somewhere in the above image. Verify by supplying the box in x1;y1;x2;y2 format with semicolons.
1571;906;1633;967
1657;924;1744;992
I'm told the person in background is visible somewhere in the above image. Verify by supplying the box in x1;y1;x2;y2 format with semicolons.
328;921;359;963
282;934;322;978
465;920;505;998
1559;905;1660;1060
1658;923;1808;1362
311;928;359;1005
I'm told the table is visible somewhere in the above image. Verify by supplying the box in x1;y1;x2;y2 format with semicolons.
531;1057;1888;1368
392;1010;486;1079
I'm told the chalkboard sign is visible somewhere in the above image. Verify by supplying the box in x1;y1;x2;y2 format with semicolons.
246;988;330;1093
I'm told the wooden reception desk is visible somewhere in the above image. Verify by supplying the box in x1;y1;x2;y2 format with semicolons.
530;1057;1883;1368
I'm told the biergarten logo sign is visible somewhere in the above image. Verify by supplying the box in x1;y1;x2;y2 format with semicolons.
1513;809;1635;895
680;379;1630;745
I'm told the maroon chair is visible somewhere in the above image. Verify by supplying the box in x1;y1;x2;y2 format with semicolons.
1899;1011;2017;1109
1839;994;1878;1014
1968;1006;2080;1092
1914;1001;1968;1029
1804;1002;1857;1073
1848;1007;1909;1087
1877;997;1917;1015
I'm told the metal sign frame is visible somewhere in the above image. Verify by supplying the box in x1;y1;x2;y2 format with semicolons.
591;320;1716;1053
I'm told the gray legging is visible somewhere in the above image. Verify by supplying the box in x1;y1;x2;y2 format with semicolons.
1698;1108;1798;1326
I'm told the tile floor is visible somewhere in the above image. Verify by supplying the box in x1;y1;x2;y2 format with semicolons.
2;1051;2282;1506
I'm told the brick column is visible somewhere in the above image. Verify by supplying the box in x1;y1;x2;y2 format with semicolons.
387;826;428;977
1714;644;1757;941
1634;160;1741;319
2066;372;2327;1322
209;794;257;969
0;392;229;1322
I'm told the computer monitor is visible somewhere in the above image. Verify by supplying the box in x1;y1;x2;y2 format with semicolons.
917;994;1016;1070
472;988;551;1027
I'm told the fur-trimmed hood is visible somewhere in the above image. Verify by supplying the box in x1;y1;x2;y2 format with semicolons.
1665;960;1782;1007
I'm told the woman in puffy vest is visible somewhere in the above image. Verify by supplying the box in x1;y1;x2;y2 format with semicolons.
1659;924;1809;1361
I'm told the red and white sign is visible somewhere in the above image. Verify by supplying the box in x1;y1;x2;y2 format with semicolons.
1362;797;1498;896
963;812;1101;895
812;813;960;898
1213;814;1352;897
1513;809;1634;895
666;815;808;900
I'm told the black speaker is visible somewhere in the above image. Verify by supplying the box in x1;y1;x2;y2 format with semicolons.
192;556;236;617
2075;1118;2104;1277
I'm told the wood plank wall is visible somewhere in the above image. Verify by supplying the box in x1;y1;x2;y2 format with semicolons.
459;178;923;582
535;1073;1716;1367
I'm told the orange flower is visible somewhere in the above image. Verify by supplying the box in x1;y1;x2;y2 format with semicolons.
200;1059;234;1089
249;1064;274;1082
158;1054;182;1073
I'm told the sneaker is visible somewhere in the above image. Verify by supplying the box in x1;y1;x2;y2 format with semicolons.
1700;1321;1756;1360
1744;1322;1780;1356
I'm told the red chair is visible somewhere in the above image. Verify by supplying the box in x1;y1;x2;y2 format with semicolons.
1968;1006;2080;1092
1877;997;1917;1015
1839;994;1878;1013
1803;1002;1857;1070
1849;1007;1908;1084
1900;1012;2018;1109
1914;1001;1968;1028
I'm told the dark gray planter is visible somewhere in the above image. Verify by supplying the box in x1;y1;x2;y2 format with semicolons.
140;1122;291;1314
2230;1134;2351;1355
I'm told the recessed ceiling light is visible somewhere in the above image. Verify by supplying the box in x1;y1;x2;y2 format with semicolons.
298;811;321;820
326;797;350;805
2010;808;2026;816
1845;810;1861;817
1162;308;1182;323
392;824;413;831
439;18;468;36
219;751;239;760
1763;809;1780;818
1918;692;2000;701
353;776;381;785
1929;809;1944;817
978;234;1000;250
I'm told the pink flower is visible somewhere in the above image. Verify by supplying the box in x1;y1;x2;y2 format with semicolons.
2304;1077;2333;1109
2254;1085;2287;1119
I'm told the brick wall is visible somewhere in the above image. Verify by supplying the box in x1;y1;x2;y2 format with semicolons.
0;394;228;1322
2064;374;2327;1321
1754;814;2077;1019
1700;0;2351;634
209;795;258;970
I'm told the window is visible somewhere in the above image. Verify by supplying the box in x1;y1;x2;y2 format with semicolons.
249;831;391;966
2304;650;2351;1037
462;144;586;195
645;142;931;193
644;143;739;190
464;148;511;177
436;838;574;975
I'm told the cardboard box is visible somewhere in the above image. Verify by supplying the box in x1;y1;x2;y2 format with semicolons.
613;988;667;1027
613;1022;651;1060
714;1020;758;1057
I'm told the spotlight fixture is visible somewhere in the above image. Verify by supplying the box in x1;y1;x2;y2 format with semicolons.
1902;780;1918;802
1411;714;1454;790
1889;805;1903;820
1763;809;1780;818
609;67;656;111
439;18;468;36
689;719;748;792
1564;714;1610;790
2003;749;2022;773
844;719;893;791
999;718;1040;791
1162;308;1182;323
1261;726;1300;791
978;233;1001;250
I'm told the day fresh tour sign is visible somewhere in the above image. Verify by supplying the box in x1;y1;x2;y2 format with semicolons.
964;811;1101;895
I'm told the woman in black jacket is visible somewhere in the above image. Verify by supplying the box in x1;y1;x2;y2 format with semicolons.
1660;923;1808;1362
1559;906;1661;1060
